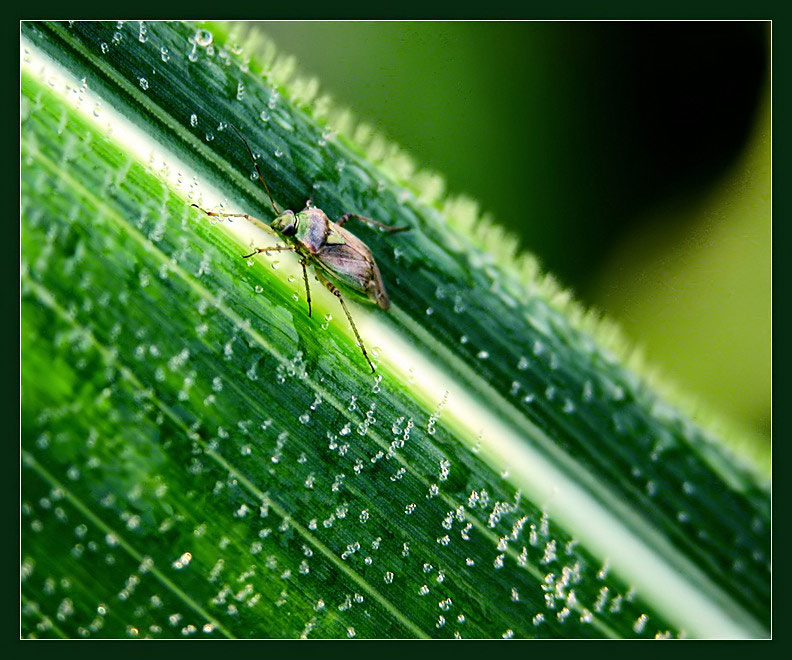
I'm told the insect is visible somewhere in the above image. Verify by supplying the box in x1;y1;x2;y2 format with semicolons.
193;125;409;373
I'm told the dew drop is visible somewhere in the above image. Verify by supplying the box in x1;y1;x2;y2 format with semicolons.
138;78;149;91
100;42;109;54
195;29;213;47
633;614;648;634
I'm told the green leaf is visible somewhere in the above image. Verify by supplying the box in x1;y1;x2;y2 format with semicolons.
21;21;769;639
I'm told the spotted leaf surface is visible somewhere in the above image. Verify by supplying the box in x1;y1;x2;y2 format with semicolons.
20;20;769;639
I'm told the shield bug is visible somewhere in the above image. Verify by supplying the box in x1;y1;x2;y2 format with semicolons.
193;125;409;373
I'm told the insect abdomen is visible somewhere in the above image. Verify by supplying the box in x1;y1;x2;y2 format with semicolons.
317;245;390;309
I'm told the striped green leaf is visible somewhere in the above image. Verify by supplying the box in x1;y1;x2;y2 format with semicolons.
20;20;769;639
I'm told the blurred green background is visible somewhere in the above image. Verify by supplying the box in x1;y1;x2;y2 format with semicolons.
254;22;770;456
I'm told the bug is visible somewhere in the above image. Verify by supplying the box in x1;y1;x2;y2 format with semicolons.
192;125;409;373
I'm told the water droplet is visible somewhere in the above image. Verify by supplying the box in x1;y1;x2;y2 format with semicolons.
260;110;270;122
138;78;149;91
633;614;648;634
100;42;109;54
196;29;213;47
190;113;198;127
160;47;170;62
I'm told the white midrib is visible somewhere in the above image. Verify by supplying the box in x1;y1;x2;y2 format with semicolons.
21;36;765;639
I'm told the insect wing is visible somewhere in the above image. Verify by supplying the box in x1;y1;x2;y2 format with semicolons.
316;226;391;309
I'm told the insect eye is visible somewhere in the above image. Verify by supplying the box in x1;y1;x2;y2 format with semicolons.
281;222;296;236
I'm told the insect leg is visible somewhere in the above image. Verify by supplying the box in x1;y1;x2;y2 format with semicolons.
242;245;297;259
299;257;312;317
191;204;257;222
336;213;410;233
315;271;375;373
191;204;281;238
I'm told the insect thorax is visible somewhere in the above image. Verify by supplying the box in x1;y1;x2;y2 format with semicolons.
294;207;335;253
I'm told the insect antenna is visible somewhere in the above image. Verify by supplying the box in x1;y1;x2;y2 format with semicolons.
229;123;281;216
